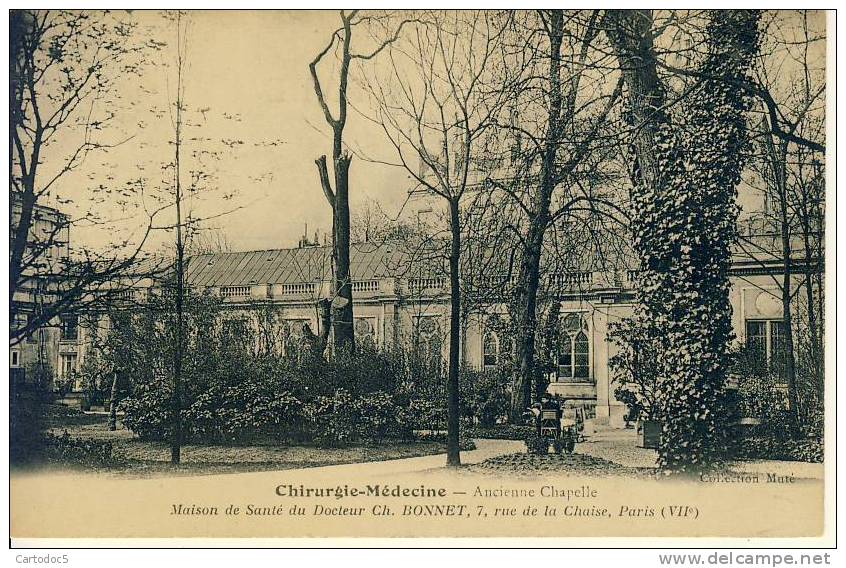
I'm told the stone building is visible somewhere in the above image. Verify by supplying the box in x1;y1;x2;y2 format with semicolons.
62;216;815;428
9;196;72;387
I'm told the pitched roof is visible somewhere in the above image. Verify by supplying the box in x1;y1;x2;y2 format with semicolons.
184;242;414;287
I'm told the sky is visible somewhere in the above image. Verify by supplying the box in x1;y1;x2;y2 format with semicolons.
47;10;414;255
35;10;828;258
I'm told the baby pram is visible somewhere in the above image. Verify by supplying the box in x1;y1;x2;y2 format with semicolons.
528;395;576;454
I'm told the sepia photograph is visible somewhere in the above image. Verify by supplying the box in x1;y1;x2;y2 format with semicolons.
7;6;833;546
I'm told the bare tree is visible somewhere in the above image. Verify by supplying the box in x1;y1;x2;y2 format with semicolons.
309;10;412;355
361;10;516;465
486;10;626;418
168;10;188;465
735;10;826;434
9;10;166;346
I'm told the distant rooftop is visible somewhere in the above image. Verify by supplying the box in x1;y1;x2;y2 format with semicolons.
184;242;414;287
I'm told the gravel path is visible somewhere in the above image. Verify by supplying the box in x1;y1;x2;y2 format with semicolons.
575;428;659;468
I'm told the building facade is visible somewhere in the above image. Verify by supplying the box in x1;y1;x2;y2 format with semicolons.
9;196;73;387
58;221;816;428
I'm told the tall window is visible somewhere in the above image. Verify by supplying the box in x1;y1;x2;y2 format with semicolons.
10;349;21;368
60;314;78;341
557;312;591;381
59;353;77;378
483;331;499;369
746;319;786;374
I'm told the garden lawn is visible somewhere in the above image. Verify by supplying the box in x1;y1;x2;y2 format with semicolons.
43;406;449;477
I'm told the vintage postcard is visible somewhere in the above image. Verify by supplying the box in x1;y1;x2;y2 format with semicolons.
7;8;834;545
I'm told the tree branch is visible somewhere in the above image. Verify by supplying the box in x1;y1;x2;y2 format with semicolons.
315;155;336;208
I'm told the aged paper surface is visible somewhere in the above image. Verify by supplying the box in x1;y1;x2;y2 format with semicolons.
11;465;825;539
8;8;833;545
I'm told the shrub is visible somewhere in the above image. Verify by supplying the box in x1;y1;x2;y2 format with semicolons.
735;373;789;429
303;389;358;447
460;369;510;427
325;345;402;397
524;433;549;455
223;387;304;443
402;399;445;431
353;391;396;442
44;430;120;468
614;386;643;424
460;435;477;452
108;292;466;448
187;376;306;444
733;436;823;463
119;375;173;442
731;346;798;440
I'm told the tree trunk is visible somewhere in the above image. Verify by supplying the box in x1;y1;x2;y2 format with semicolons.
779;229;801;435
10;187;36;320
317;297;332;354
801;216;822;398
171;12;186;465
510;10;563;420
332;147;355;354
798;176;823;397
108;371;119;431
605;10;667;193
776;167;801;436
765;131;801;436
446;198;462;467
511;231;544;420
310;13;357;357
172;225;185;464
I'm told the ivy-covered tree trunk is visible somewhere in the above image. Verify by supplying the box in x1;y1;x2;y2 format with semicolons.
608;10;760;472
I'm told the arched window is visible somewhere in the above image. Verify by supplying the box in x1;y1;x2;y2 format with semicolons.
557;338;572;375
574;331;589;378
557;312;591;381
483;331;499;369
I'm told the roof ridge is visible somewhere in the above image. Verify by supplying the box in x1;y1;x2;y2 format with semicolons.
188;240;405;260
